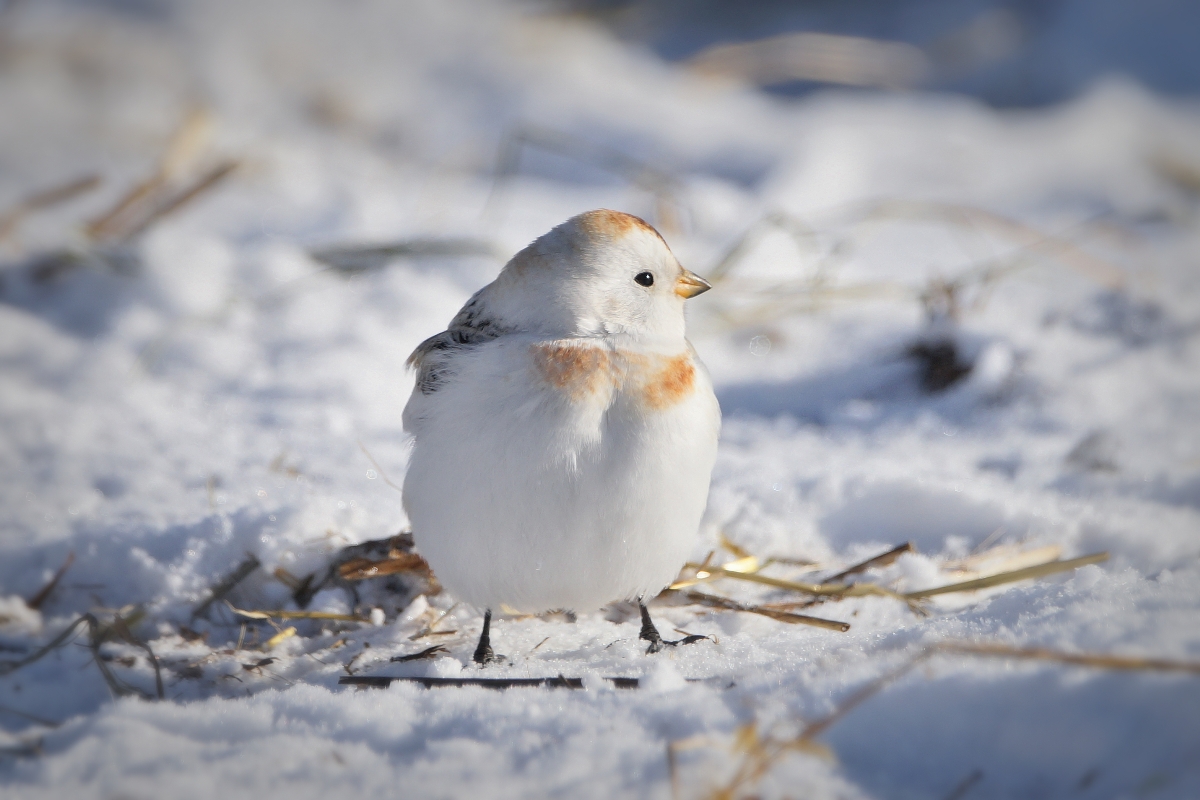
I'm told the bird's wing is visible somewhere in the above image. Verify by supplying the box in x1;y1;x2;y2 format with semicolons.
406;290;513;396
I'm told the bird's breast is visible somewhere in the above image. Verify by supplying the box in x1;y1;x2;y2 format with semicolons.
529;341;697;411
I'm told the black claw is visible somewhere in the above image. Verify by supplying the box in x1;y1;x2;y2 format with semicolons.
674;634;709;646
639;601;709;654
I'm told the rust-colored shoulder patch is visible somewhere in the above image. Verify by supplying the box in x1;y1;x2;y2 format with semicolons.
578;209;664;243
640;353;695;409
531;342;615;400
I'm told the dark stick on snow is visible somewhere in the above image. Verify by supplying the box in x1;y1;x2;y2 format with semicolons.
824;542;914;583
390;645;448;663
339;675;643;690
26;550;75;610
192;554;261;620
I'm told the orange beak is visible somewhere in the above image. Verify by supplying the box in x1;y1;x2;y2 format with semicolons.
675;269;712;299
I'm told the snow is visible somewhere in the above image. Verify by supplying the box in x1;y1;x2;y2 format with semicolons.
1;1;1199;798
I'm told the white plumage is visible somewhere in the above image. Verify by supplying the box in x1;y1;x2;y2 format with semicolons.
402;209;720;616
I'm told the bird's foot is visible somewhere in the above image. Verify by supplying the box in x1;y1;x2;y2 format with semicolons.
472;644;507;666
641;632;709;654
472;608;507;666
638;600;709;654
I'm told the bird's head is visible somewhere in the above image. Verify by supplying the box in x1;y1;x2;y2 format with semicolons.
479;210;710;342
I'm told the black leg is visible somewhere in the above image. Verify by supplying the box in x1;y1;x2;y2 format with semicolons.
638;601;666;653
639;600;710;655
473;609;499;666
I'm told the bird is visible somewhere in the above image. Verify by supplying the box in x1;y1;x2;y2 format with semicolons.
401;209;720;664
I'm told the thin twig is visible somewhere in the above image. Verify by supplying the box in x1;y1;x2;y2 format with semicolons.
26;550;75;610
358;440;404;494
0;613;162;700
0;616;92;676
390;645;448;663
192;555;261;620
118;160;237;241
225;601;367;623
310;238;501;274
904;552;1109;599
709;635;1200;798
339;675;646;689
0;175;101;239
824;542;913;583
679;590;850;632
934;641;1200;674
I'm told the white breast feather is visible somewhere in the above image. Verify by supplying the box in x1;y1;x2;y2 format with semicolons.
402;335;720;613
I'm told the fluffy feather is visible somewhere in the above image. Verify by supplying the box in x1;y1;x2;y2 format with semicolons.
402;210;720;613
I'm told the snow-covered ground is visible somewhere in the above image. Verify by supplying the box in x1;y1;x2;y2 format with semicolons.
1;2;1199;798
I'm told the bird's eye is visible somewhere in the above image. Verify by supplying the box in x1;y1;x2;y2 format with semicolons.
634;271;655;287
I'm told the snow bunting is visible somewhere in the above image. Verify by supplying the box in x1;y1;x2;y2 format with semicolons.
402;210;720;663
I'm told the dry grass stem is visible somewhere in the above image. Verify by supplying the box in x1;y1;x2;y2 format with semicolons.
692;564;911;604
25;550;74;610
0;175;101;240
853;199;1126;289
934;641;1200;674
904;552;1109;599
390;645;448;663
824;542;914;583
702;199;1127;338
707;212;820;283
679;590;850;632
118;160;237;241
337;552;432;581
688;31;931;89
718;534;753;560
675;547;1106;615
669;555;762;590
226;602;367;623
0;612;163;700
357;440;404;494
192;555;261;620
409;602;460;640
943;544;1063;579
264;626;297;650
339;675;646;690
82;110;232;244
310;238;501;273
708;634;1198;798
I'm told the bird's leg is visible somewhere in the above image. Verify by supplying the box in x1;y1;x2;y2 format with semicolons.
638;600;666;654
473;608;500;666
639;600;710;655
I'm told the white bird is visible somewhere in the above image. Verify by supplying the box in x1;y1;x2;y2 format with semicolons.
402;209;720;663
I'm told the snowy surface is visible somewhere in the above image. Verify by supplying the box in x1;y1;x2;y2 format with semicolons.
1;2;1199;798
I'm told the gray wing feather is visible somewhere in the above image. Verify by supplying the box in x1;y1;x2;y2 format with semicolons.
406;291;513;395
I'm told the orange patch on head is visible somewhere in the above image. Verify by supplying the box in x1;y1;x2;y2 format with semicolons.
532;342;615;399
578;209;664;244
641;353;695;409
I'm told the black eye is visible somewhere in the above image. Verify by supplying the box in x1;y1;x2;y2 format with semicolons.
634;271;654;287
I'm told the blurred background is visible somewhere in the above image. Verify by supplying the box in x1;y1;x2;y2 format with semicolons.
2;2;1200;798
566;0;1200;106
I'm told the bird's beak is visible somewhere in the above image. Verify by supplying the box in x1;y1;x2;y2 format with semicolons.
675;269;712;299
